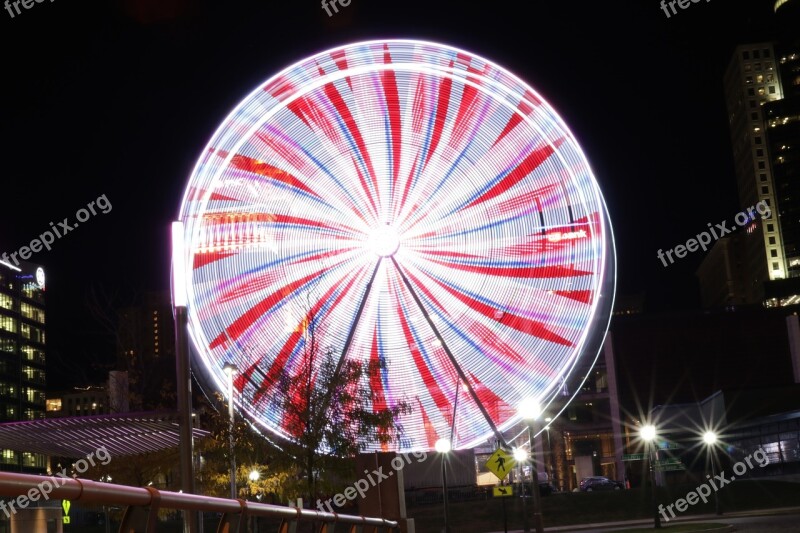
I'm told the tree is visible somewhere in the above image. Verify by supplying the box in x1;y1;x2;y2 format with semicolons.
194;391;293;503
262;309;412;506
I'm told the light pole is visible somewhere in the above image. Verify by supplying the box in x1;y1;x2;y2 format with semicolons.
703;431;721;516
172;221;198;533
519;398;543;533
435;438;451;533
249;469;260;532
223;362;238;500
639;424;661;529
513;447;530;533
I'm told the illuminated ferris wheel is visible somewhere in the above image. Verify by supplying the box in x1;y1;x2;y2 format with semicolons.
177;39;615;451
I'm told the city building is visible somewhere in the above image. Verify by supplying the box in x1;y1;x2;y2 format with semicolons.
723;41;786;302
695;233;750;309
117;291;176;410
46;371;129;418
0;260;47;473
712;1;800;306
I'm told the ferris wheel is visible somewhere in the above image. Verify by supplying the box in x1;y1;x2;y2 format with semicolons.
177;39;615;451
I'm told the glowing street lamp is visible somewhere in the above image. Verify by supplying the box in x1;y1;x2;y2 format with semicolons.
249;469;260;482
639;424;661;529
518;398;543;533
223;362;238;500
435;438;451;533
703;431;721;516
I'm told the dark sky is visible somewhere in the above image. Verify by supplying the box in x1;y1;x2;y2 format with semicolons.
0;0;781;388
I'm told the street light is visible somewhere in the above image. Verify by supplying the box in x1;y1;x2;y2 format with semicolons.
435;438;451;533
223;362;238;500
639;424;661;529
519;398;543;533
703;431;721;516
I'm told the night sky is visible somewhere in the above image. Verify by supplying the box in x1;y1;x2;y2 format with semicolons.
0;0;781;389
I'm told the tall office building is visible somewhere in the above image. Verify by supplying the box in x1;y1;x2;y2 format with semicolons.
117;291;176;410
0;260;47;473
723;41;786;303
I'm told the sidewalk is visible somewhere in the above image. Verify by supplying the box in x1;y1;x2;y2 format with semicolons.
486;505;800;532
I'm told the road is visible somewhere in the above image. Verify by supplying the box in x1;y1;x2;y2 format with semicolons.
585;510;800;532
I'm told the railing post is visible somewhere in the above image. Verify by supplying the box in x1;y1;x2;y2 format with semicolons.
218;498;248;533
119;486;161;533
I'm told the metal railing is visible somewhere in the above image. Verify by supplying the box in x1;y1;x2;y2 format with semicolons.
0;471;399;532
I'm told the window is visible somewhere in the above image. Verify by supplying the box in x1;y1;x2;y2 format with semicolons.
771;249;778;257
769;86;776;94
773;262;780;270
758;87;766;96
0;293;11;311
754;50;761;59
20;303;44;324
748;88;756;96
0;338;13;354
743;51;750;60
752;112;760;120
0;315;16;334
768;224;775;232
769;237;776;245
762;186;769;194
758;161;766;169
764;49;770;58
760;174;768;181
756;136;763;145
757;149;764;156
755;63;762;71
750;100;757;108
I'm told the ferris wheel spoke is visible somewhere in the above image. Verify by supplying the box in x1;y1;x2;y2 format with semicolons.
390;256;508;447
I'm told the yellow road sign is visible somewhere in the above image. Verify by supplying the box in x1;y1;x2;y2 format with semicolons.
493;485;514;497
485;448;515;479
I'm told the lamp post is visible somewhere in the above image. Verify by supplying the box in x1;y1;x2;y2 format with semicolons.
639;424;661;529
249;469;260;532
519;398;543;533
172;221;198;533
223;362;238;500
435;438;451;533
703;431;721;516
513;447;530;533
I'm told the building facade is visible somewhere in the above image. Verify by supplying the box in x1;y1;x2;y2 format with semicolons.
0;261;47;473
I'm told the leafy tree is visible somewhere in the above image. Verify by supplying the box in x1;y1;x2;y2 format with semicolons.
194;391;292;503
262;311;412;506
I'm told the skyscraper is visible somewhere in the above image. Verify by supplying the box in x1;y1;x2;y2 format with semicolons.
716;1;800;306
723;41;786;303
0;260;47;473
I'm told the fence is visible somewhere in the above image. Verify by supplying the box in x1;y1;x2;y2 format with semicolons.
0;471;399;532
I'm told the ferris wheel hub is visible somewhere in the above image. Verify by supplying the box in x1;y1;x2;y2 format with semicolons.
366;225;401;257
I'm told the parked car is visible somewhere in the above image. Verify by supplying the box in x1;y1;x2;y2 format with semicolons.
579;476;624;491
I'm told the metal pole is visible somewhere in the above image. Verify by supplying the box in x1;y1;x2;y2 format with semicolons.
174;306;197;532
228;373;236;500
710;450;721;516
519;461;529;533
649;444;661;529
527;421;543;533
441;454;450;533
